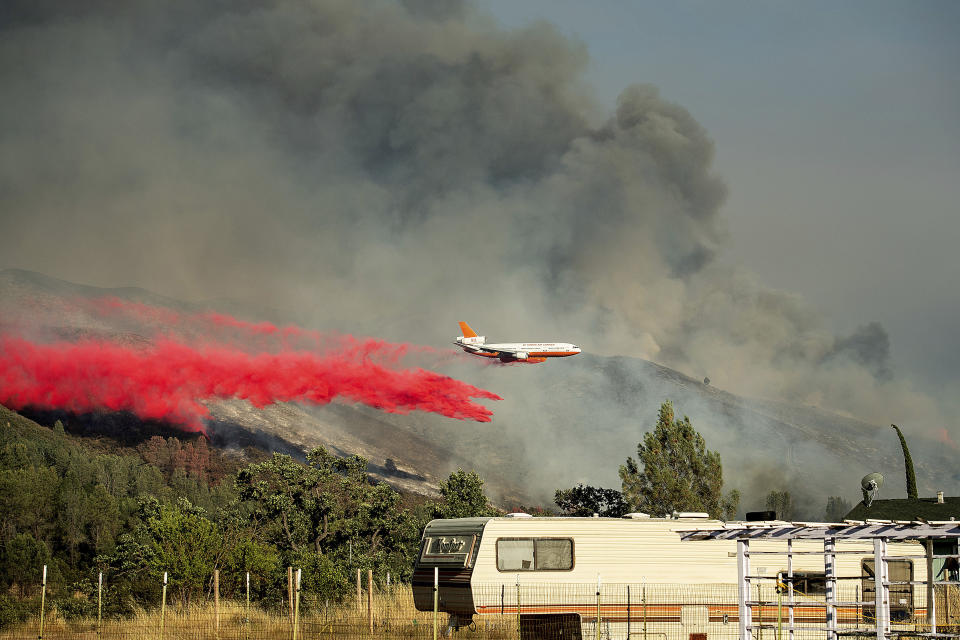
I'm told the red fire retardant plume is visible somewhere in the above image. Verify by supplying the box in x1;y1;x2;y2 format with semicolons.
0;335;501;433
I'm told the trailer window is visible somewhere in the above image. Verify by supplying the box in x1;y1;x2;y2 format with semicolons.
791;571;826;595
497;539;534;570
496;538;574;571
536;539;573;569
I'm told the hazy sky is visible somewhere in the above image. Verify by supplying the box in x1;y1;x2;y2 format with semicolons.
484;0;960;392
1;0;956;438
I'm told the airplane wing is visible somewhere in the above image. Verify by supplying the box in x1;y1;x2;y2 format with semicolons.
455;343;520;357
471;344;519;355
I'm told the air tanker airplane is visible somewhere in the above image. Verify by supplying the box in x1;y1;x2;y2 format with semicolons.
454;322;582;364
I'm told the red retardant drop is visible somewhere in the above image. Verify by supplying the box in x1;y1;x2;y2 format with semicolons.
0;335;501;433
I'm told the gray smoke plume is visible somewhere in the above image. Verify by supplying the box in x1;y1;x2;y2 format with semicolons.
1;0;954;509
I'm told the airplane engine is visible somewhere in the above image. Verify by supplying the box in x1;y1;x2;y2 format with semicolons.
515;352;528;360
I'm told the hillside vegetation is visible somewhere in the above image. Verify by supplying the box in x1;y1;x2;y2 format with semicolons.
0;405;484;628
3;268;956;513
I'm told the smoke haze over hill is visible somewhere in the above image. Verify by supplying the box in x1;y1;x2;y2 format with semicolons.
2;269;958;516
0;1;956;508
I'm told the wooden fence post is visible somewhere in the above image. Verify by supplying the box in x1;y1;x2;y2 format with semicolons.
292;568;301;640
287;567;294;624
367;569;374;633
595;574;601;640
214;569;220;635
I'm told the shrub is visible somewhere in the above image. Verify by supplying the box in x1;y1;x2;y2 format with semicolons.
0;594;36;630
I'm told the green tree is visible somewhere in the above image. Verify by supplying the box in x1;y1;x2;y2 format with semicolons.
824;495;852;522
233;448;421;594
85;484;120;555
0;466;58;542
56;469;90;565
0;533;51;597
619;400;740;519
764;490;793;520
135;497;223;607
436;468;496;518
554;484;628;517
891;424;918;499
234;448;373;556
220;536;281;599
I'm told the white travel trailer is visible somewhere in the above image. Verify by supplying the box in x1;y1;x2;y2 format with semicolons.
412;514;928;639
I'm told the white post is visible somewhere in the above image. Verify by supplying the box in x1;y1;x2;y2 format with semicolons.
824;537;837;640
874;538;889;640
926;539;936;634
738;539;751;640
39;564;47;640
433;567;439;640
160;572;168;640
97;572;103;640
516;575;521;638
786;539;794;640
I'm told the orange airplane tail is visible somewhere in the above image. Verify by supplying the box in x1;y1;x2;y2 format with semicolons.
458;321;478;338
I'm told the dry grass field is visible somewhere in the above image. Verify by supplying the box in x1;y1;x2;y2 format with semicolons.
0;587;518;640
5;584;959;639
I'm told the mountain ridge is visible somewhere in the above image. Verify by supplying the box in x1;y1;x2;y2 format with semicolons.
1;268;956;515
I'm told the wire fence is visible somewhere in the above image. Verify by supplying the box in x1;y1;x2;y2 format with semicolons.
474;581;955;640
1;585;447;640
2;575;959;639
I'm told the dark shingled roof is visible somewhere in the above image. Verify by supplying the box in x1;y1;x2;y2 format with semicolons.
845;497;960;521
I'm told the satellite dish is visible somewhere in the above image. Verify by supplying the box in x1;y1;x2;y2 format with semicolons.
861;472;884;507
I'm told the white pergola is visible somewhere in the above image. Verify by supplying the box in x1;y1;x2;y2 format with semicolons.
677;520;960;640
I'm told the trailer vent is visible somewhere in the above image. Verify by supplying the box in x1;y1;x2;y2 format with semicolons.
623;512;651;519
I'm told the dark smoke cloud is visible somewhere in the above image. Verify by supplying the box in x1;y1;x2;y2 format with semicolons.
0;0;953;506
825;322;892;382
1;0;727;339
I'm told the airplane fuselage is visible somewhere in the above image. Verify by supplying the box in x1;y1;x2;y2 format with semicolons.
459;342;581;359
454;322;581;363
